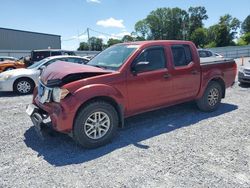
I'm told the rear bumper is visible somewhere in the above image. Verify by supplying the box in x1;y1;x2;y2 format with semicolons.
238;71;250;83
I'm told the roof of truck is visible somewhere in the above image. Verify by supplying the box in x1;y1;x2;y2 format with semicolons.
122;40;194;46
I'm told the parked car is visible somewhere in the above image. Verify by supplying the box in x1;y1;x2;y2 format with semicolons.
198;49;224;58
24;49;76;66
238;60;250;84
0;56;18;63
27;40;237;148
0;59;26;73
0;55;89;94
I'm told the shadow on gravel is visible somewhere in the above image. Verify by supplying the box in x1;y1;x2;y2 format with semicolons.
0;91;19;97
24;102;238;166
0;91;31;97
238;83;250;88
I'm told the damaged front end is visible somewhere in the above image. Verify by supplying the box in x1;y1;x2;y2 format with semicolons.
38;71;109;104
27;61;114;137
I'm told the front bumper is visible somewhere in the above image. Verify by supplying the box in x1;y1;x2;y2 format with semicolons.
26;104;51;138
238;71;250;83
31;94;77;133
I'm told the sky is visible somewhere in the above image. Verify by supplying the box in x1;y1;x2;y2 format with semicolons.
0;0;249;50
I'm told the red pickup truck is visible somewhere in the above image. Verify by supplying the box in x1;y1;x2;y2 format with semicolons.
26;40;237;148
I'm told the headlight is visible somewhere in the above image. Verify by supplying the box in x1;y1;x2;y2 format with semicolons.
52;88;70;102
0;74;12;81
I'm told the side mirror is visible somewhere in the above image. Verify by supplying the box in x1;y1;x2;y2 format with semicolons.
131;61;150;75
39;65;46;70
38;65;46;75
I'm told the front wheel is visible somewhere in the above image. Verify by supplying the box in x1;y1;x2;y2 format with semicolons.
196;81;222;112
73;101;118;149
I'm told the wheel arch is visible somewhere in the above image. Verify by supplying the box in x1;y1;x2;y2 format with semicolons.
210;77;226;98
13;77;36;91
73;95;124;129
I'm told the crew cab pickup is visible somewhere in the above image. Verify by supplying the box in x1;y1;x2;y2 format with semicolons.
26;40;237;148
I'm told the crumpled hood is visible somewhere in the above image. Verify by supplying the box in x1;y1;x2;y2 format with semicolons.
41;61;113;86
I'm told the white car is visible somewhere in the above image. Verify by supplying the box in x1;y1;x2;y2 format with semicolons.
0;56;18;63
238;60;250;84
0;55;89;94
198;49;224;58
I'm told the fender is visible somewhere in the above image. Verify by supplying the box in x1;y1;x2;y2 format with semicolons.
74;83;125;103
197;68;225;99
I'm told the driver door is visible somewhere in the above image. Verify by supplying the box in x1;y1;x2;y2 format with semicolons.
126;46;173;114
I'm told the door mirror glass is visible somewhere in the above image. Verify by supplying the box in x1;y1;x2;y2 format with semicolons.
132;61;150;74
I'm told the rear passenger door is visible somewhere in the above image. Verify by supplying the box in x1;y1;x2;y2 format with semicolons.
170;45;201;100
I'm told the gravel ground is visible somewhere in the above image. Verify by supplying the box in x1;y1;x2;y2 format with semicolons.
0;58;250;188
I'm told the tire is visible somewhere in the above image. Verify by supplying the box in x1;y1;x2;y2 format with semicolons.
5;67;15;71
14;78;35;95
73;101;119;149
196;81;222;112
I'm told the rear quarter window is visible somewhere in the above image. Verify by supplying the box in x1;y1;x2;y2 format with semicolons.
32;51;50;61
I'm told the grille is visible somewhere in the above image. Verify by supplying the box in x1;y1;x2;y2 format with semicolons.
244;69;250;76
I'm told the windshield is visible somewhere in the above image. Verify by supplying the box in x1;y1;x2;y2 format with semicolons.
27;58;49;69
87;44;139;70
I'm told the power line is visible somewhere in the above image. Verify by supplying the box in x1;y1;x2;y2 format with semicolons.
62;27;126;42
61;29;88;42
88;28;114;37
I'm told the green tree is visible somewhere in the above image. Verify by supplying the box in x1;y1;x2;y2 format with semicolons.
122;35;134;42
238;32;250;45
190;27;207;47
77;42;89;51
188;6;208;35
145;7;188;40
107;38;122;47
206;14;240;47
134;19;150;39
242;15;250;33
89;37;103;51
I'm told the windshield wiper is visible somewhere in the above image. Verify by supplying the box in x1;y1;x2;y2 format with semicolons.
91;64;108;69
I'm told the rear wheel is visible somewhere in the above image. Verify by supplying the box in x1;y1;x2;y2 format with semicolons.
73;101;118;149
196;81;222;112
14;78;35;95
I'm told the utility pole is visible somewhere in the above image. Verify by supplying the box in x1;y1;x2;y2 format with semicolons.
87;28;90;51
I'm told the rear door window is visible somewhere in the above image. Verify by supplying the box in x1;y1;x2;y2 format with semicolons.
171;45;193;67
205;51;213;57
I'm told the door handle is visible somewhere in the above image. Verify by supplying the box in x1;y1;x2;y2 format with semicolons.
163;73;171;79
191;70;198;75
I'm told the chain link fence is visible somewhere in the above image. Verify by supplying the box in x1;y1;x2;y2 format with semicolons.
1;45;250;59
209;45;250;59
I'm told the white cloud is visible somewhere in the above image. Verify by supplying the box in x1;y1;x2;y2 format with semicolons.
96;17;125;28
97;35;108;40
86;0;101;3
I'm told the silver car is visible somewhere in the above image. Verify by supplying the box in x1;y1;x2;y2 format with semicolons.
238;60;250;84
0;55;89;94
